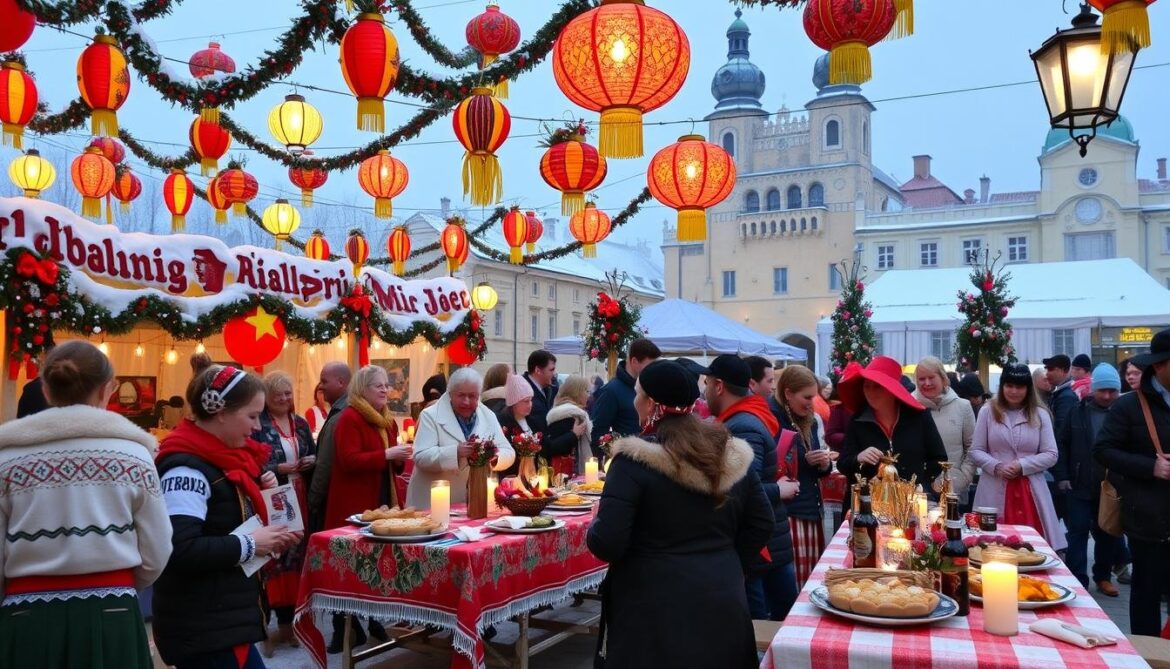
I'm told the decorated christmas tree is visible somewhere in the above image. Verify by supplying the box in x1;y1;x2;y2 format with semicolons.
829;257;877;380
955;250;1017;382
583;270;644;378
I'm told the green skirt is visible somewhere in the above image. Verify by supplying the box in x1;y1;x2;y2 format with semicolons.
0;593;152;669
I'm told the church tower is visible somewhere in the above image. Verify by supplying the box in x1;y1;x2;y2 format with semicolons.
706;10;769;171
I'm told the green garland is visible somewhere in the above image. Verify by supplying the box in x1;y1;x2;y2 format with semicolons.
731;0;807;7
955;251;1017;369
392;1;480;70
582;283;642;362
15;0;177;27
27;98;92;135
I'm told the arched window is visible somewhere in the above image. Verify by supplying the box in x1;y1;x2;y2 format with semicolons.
787;185;802;210
745;190;760;212
780;220;787;234
770;221;777;235
741;223;747;236
881;197;889;212
765;188;781;211
862;122;869;154
809;183;825;207
750;222;757;235
811;216;818;230
800;218;807;232
825;119;840;147
722;131;735;158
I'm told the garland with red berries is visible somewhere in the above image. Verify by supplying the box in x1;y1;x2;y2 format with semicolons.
582;284;643;362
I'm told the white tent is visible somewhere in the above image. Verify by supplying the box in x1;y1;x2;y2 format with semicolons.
545;298;806;360
814;258;1170;373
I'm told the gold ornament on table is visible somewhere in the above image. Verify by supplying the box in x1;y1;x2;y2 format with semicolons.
868;454;918;529
937;461;953;521
877;452;900;482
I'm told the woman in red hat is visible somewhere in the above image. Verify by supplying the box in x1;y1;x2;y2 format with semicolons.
836;356;948;486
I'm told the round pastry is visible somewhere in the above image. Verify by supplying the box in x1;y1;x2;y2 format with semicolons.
360;505;422;522
827;578;939;618
554;493;588;506
369;516;440;536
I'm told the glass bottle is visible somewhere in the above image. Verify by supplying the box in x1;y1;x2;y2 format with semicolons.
852;482;879;569
938;493;970;616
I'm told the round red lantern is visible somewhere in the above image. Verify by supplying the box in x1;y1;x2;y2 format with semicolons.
441;218;470;274
189;116;232;176
111;166;142;214
304;229;331;261
340;14;400;133
552;0;690;159
525;210;543;253
205;173;231;224
0;61;36;150
540;133;607;215
357;149;409;219
88;137;125;165
0;0;36;53
223;305;286;368
803;0;896;85
569;201;612;258
387;225;411;277
189;41;236;78
345;229;370;278
447;334;479;366
70;147;116;220
452;87;510;206
501;206;529;264
466;4;521;67
163;169;194;232
647;134;736;242
216;163;258;216
288;164;328;207
77;33;131;137
1089;0;1156;54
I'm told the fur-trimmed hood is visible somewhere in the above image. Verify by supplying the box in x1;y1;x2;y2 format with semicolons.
612;434;753;496
546;402;590;427
481;386;507;402
0;405;157;455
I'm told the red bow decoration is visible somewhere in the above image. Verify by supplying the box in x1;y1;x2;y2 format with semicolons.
596;292;621;318
35;258;58;286
14;252;38;279
341;286;373;367
13;253;59;285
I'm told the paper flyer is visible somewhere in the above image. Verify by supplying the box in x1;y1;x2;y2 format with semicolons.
262;484;304;533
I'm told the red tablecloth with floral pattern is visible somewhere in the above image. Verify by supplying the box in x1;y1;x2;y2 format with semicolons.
293;507;606;669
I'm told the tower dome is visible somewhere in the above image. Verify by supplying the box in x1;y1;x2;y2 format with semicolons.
813;53;862;96
1043;115;1136;153
711;10;765;112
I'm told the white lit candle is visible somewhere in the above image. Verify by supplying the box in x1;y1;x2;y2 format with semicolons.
982;561;1019;636
487;475;498;510
915;493;929;538
584;458;599;484
430;480;450;528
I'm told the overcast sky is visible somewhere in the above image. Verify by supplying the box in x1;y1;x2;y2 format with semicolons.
4;1;1168;254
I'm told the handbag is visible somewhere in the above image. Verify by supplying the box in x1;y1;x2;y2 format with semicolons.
775;429;798;481
1099;390;1166;537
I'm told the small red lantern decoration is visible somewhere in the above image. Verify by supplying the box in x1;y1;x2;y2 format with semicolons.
205;173;231;224
304;229;331;261
803;0;896;85
357;149;409;219
223;305;286;369
447;334;479;366
189;116;232;176
452;87;510;206
525;210;543;253
189;42;236;122
70;147;116;220
441;217;470;274
501;206;529;264
552;0;690;159
111;166;142;214
569;201;612;258
288;164;328;207
387;225;411;277
1089;0;1156;54
466;3;521;97
540;132;607;216
88;137;125;165
0;61;36;149
216;163;259;216
163;169;194;232
77;33;131;137
0;0;36;53
647;134;737;242
345;229;370;278
340;13;401;133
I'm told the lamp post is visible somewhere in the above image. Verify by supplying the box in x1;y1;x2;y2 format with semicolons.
1031;3;1137;157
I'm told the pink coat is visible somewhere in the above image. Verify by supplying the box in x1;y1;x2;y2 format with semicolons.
968;406;1067;551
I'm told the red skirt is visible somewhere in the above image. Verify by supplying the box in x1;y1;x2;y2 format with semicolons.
789;516;825;589
1003;477;1046;539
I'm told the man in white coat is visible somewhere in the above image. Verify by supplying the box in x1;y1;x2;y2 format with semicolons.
406;367;515;508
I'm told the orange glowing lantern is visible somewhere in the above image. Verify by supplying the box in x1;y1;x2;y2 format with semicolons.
163;169;195;232
539;133;607;215
70;147;116;220
357;149;409;219
803;0;896;85
569;201;612;258
205;173;231;224
0;61;37;149
647;134;736;242
189;116;232;176
111;166;142;214
501;206;529;264
304;229;331;261
387;225;411;277
441;217;470;274
340;13;401;133
345;229;370;278
288;164;328;207
451;87;510;206
216;163;259;216
77;33;131;137
525;210;543;253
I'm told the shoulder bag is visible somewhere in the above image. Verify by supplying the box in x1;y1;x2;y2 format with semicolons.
1099;391;1166;537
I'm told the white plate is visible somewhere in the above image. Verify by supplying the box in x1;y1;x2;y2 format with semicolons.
358;527;450;543
547;501;594;511
484;519;566;534
346;514;370;526
970;554;1061;573
808;586;959;627
970;583;1075;609
572;489;604;497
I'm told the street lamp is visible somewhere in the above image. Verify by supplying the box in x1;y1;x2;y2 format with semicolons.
471;281;499;311
1031;3;1136;157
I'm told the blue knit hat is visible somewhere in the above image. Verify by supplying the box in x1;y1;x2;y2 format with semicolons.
1091;363;1121;392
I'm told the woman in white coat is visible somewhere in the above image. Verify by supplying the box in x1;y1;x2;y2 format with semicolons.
913;357;977;505
405;367;515;509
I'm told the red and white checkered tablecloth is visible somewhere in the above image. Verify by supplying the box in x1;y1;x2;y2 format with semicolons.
763;523;1147;669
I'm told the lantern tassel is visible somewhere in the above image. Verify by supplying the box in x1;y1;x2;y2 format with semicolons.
200;107;220;124
301;188;313;207
581;243;597;259
393;259;404;277
2;123;23;149
91;109;119;138
172;215;185;233
1100;1;1151;54
215;208;227;224
233;202;247;216
599;106;643;159
81;196;102;219
200;158;218;176
561;192;585;216
886;0;914;40
105;194;113;225
828;41;873;85
274;239;283;251
509;247;523;264
356;97;385;133
374;197;392;219
462;152;503;207
492;78;509;99
447;258;461;274
120;200;131;213
352;263;363;278
526;242;535;254
676;208;707;243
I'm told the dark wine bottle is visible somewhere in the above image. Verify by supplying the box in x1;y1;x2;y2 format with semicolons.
851;483;879;569
938;493;970;616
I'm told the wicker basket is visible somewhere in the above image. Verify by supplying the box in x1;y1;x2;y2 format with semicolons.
497;495;555;517
823;568;934;589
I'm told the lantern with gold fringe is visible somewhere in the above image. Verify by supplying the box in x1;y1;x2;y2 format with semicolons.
0;0;36;53
803;0;896;85
88;136;125;165
163;169;194;232
340;13;400;133
71;147;116;220
525;210;543;253
452;87;510;206
189;41;235;122
345;229;370;278
77;33;130;137
261;199;301;250
888;0;914;40
0;61;36;149
540;133;607;215
268;94;323;155
217;163;258;216
569;201;612;258
288;164;328;207
357;149;409;219
441;217;469;274
189;116;232;176
304;229;330;260
206;173;231;223
647;134;736;242
552;0;690;159
387;225;411;277
8;149;55;197
501;206;529;264
111;166;141;214
1089;0;1155;54
466;3;521;97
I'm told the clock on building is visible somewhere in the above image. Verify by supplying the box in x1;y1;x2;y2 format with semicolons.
1075;197;1103;224
1078;167;1098;187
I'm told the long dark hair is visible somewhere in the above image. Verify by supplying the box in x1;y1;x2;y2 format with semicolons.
655;414;733;504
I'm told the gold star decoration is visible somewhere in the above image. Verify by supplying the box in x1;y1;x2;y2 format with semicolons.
244;306;279;341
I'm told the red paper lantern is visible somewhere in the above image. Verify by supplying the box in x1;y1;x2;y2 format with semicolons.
205;173;230;224
223;306;286;368
387;225;411;277
88;136;125;165
569;202;612;258
441;218;470;274
77;33;131;137
345;229;370;278
216;164;258;216
0;61;36;149
357;149;409;219
189;116;232;176
70;147;116;220
525;210;543;253
1089;0;1156;53
340;13;400;133
189;41;236;78
0;0;36;53
452;87;510;206
164;169;194;232
552;0;690;159
540;134;607;215
304;229;331;261
447;334;478;366
501;206;529;264
803;0;896;85
466;4;521;67
111;167;142;214
647;134;736;242
288;165;328;207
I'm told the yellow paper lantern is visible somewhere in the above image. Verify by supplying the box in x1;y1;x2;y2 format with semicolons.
8;148;56;197
471;282;499;311
261;199;302;248
268;93;323;155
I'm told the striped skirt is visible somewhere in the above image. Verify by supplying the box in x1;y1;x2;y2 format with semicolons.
789;516;826;589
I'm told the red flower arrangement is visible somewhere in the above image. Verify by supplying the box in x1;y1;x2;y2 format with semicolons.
465;434;498;467
582;290;642;361
597;430;619;458
510;430;543;458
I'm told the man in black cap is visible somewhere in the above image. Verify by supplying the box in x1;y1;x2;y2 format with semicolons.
1044;354;1078;448
1071;353;1093;400
1094;328;1170;635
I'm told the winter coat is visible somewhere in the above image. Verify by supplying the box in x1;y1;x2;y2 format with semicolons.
481;386;507;417
589;362;639;452
405;396;515;509
968;405;1066;551
587;434;772;669
825;402;851;452
770;397;832;520
306;394;346;534
545;403;594;473
322;406;399;531
837;405;948;486
913;388;977;503
1047;382;1079;445
1093;369;1170;543
253;410;315;486
15;377;47;418
721;399;793;570
523;372;558;434
1054;397;1112;501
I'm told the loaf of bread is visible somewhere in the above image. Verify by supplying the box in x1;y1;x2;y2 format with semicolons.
827;577;940;618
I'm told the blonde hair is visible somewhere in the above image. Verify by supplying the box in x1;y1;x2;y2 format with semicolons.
554;375;590;408
348;365;389;400
263;370;294;397
914;357;949;389
483;363;511;391
776;365;818;448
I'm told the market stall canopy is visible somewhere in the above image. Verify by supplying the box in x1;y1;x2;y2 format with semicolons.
545;298;806;360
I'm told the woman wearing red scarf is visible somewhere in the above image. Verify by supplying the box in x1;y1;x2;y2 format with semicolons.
152;366;302;669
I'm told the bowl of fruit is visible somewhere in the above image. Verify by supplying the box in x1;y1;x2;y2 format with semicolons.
495;474;557;516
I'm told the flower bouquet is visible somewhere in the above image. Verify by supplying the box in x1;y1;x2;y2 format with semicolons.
910;528;950;572
465;435;498;467
511;430;543;458
597;430;619;472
